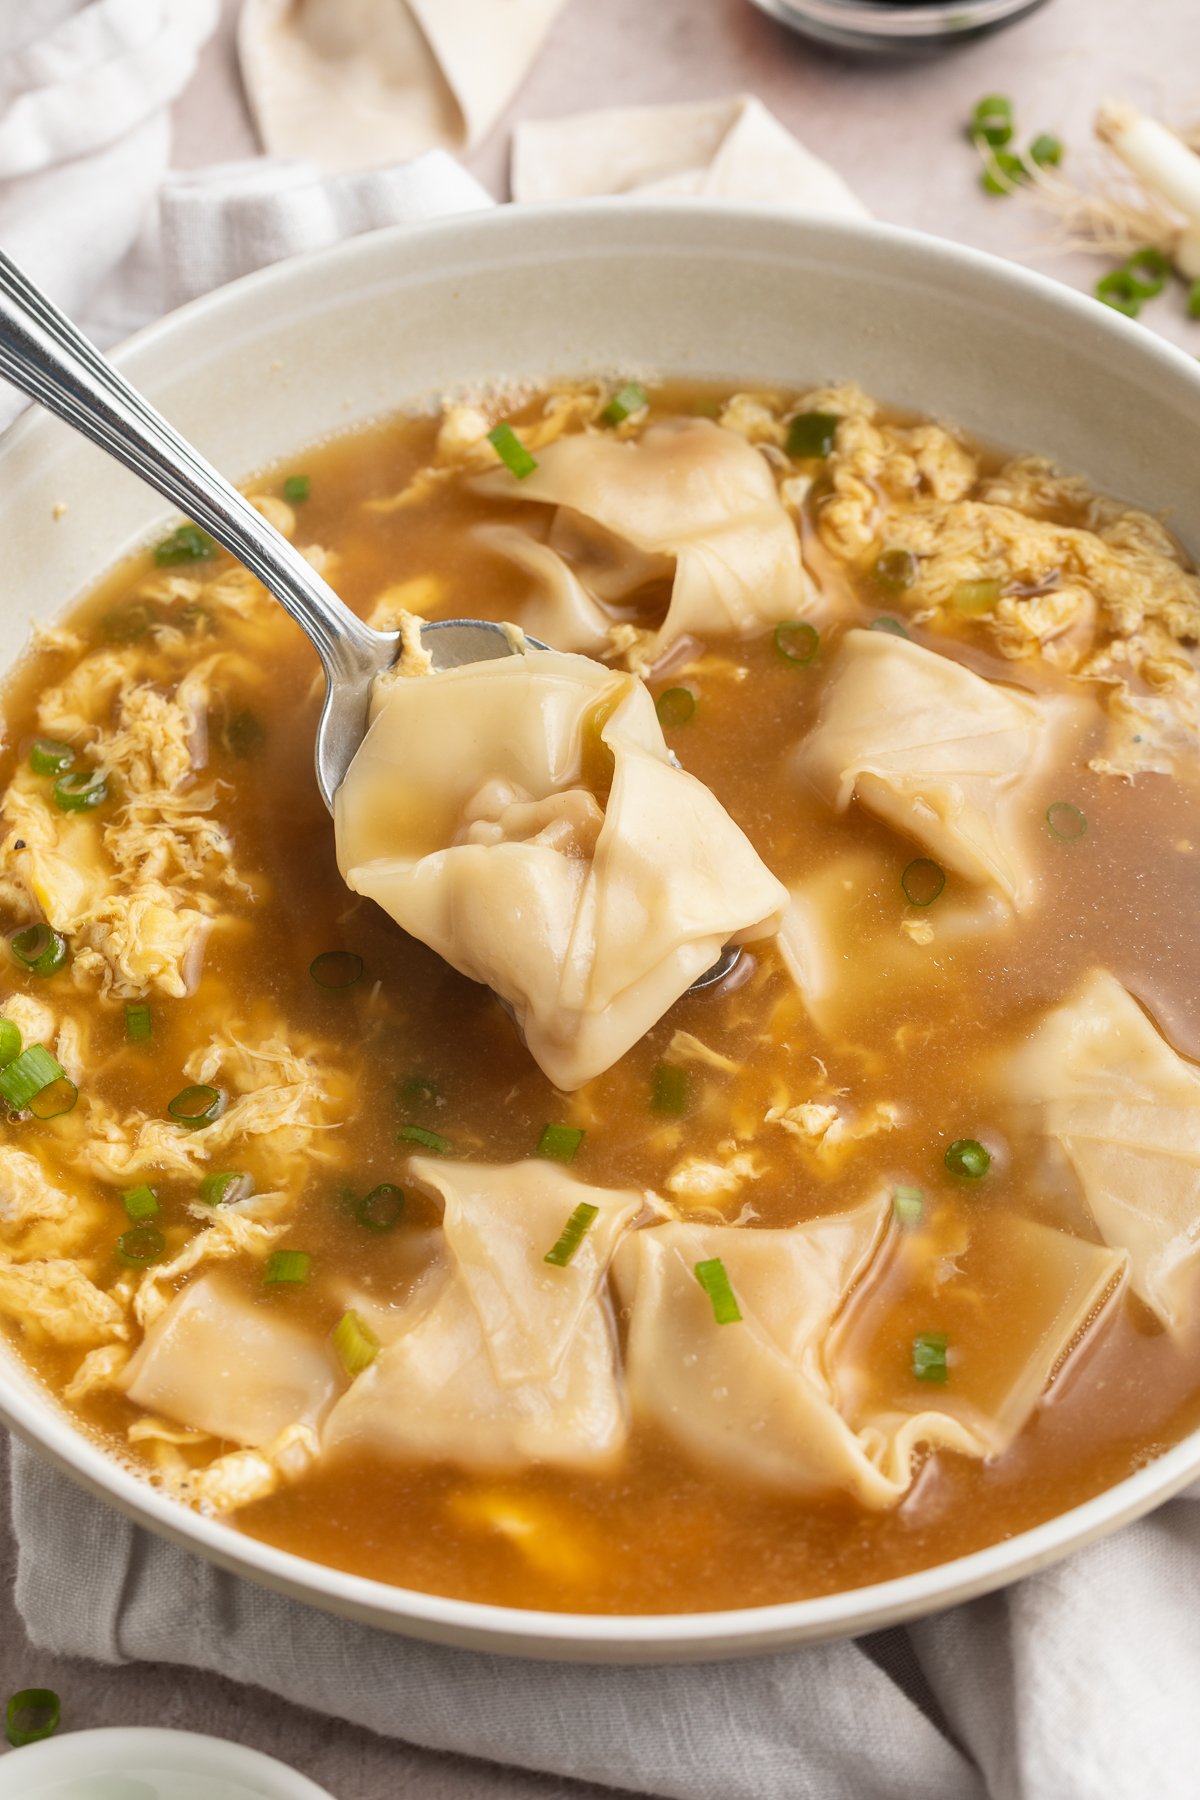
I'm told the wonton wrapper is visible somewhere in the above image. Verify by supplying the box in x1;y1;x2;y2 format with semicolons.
480;419;813;666
797;628;1082;909
122;1273;340;1446
323;1158;640;1471
1005;969;1200;1334
335;648;788;1089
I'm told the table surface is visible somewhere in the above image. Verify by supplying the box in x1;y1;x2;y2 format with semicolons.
3;0;1199;1794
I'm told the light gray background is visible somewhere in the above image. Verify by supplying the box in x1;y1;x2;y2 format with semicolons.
2;0;1198;1794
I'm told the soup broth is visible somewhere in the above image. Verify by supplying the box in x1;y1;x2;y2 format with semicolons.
1;378;1199;1614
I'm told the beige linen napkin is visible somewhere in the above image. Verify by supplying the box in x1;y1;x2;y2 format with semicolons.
238;0;568;175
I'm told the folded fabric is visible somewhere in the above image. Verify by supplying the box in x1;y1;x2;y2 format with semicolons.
511;93;871;213
239;0;568;174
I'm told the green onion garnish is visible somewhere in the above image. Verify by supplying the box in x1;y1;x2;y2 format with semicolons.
333;1308;380;1375
265;1249;311;1286
10;923;68;977
1095;269;1141;318
53;768;108;813
125;1002;152;1042
970;93;1013;148
154;522;215;566
869;616;909;638
774;620;820;666
200;1170;252;1206
944;1138;990;1179
226;710;265;758
980;151;1029;196
117;1224;165;1267
544;1201;599;1268
785;411;840;459
356;1183;405;1231
601;383;649;426
28;738;74;777
694;1257;742;1324
1122;246;1171;298
28;1077;77;1120
894;1185;924;1226
102;601;157;643
872;547;918;593
167;1083;223;1127
283;474;311;503
953;577;1001;615
487;423;538;480
651;1062;690;1115
901;858;945;907
5;1687;60;1748
1189;280;1200;320
1029;132;1063;168
537;1123;585;1163
1046;801;1087;841
123;1184;159;1222
398;1124;450;1154
398;1074;439;1108
0;1043;64;1111
0;1020;19;1069
655;686;696;729
309;950;364;989
912;1331;949;1383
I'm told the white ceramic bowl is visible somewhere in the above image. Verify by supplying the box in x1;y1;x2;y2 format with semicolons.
2;203;1200;1663
0;1727;335;1798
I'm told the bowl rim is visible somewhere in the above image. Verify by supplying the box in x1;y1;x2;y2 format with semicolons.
4;197;1200;1660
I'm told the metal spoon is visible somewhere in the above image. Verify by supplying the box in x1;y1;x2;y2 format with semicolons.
0;248;739;990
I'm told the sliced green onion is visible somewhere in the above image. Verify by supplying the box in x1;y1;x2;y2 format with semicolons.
537;1122;585;1163
167;1083;224;1127
1095;269;1141;318
488;423;538;480
894;1185;924;1226
970;93;1013;148
1046;801;1087;841
774;620;820;666
125;1002;152;1042
11;923;68;977
28;1077;77;1120
103;600;157;643
544;1201;599;1268
694;1257;742;1324
5;1687;60;1748
117;1224;165;1267
1122;246;1171;298
309;950;364;989
655;686;696;728
0;1043;64;1111
154;522;215;566
901;858;946;907
912;1331;949;1383
28;738;74;777
283;474;311;503
0;1020;20;1069
398;1124;450;1154
651;1062;691;1115
953;577;1001;615
1029;132;1063;168
785;411;840;459
53;768;108;813
601;382;649;426
226;710;265;758
356;1183;405;1231
398;1074;439;1108
945;1138;991;1179
870;616;909;638
1189;280;1200;320
200;1169;252;1206
873;547;918;593
333;1308;380;1375
123;1184;159;1222
980;151;1029;196
265;1249;311;1285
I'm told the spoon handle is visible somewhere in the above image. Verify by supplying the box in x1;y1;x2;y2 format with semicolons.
0;249;387;689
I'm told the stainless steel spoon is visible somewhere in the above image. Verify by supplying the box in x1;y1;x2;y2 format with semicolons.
0;249;739;990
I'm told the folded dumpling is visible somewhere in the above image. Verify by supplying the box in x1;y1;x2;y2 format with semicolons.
480;419;814;667
322;1158;641;1471
796;628;1082;909
1004;969;1200;1333
475;524;612;657
334;647;788;1089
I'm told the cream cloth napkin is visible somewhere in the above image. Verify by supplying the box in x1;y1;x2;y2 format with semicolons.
238;0;568;174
